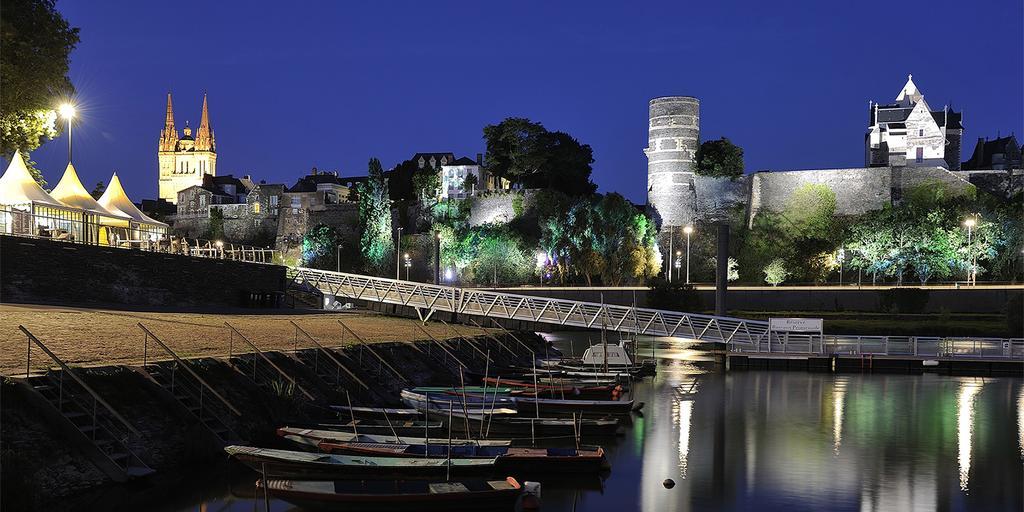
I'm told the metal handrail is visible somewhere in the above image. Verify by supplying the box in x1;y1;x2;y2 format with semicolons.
137;323;243;416
289;320;369;390
337;319;410;385
21;325;141;437
223;322;315;401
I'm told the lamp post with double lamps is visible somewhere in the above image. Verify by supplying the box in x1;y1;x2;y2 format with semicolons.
403;253;411;281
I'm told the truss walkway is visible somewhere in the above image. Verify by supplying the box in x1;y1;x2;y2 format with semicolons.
287;267;770;345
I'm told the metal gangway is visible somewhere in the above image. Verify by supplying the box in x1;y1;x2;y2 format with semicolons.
286;267;771;345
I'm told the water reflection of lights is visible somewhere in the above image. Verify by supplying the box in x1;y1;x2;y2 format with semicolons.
1018;386;1024;460
677;398;693;478
957;380;983;492
832;378;848;456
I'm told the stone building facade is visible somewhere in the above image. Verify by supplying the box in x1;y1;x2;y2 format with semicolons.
865;76;962;170
170;174;283;243
644;96;700;228
158;93;217;203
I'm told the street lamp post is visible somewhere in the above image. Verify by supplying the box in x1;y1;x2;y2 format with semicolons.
59;103;76;163
667;226;673;283
964;217;977;286
403;253;411;281
674;251;681;281
337;244;343;272
683;225;694;285
395;227;403;280
837;248;845;286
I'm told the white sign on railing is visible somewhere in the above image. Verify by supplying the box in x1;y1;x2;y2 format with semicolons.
769;317;823;332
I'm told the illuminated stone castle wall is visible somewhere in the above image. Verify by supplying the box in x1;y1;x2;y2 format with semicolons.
644;96;700;228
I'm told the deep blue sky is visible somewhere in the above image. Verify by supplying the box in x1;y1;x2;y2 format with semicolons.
22;0;1024;203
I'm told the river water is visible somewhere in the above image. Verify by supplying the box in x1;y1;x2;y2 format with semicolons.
148;331;1024;512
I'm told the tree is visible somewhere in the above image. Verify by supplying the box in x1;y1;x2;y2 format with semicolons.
482;117;596;196
203;208;225;241
1;0;80;186
358;158;394;275
784;183;836;239
90;181;105;200
695;137;744;179
763;258;789;286
710;257;740;281
301;224;342;270
462;173;478;194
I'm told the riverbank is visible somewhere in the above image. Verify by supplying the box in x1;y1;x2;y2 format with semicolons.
0;304;541;510
0;304;495;375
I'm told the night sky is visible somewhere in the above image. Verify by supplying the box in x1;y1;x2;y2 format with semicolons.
20;0;1024;203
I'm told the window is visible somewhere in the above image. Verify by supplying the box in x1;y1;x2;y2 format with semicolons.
199;195;206;206
916;147;924;163
252;202;261;214
918;129;924;137
270;196;279;207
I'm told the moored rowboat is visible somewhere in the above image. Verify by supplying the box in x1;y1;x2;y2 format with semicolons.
276;427;512;451
225;445;497;479
258;477;525;511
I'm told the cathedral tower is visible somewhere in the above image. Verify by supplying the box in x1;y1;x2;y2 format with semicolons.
645;96;700;228
158;92;217;203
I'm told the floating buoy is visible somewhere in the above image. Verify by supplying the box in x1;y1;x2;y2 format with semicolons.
663;478;675;489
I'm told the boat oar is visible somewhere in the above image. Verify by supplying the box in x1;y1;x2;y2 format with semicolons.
381;406;401;444
458;368;472;439
344;390;358;439
446;400;453;482
486;376;500;439
479;350;490;439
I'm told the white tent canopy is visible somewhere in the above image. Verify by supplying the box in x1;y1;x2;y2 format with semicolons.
0;152;66;209
51;163;130;220
98;172;167;227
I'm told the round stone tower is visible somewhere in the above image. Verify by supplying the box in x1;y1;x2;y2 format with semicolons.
645;96;700;228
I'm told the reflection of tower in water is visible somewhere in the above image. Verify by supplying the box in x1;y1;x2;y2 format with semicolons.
957;379;983;492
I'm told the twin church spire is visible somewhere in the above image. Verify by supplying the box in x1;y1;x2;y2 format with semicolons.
159;92;215;153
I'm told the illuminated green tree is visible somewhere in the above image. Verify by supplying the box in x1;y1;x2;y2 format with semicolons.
1;0;80;186
301;224;342;269
358;158;394;275
763;258;789;286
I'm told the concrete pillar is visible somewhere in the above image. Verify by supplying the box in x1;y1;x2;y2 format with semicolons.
715;223;729;316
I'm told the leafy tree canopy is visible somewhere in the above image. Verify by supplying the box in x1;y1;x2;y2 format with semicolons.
482;117;596;196
1;0;80;185
358;158;395;275
695;137;744;179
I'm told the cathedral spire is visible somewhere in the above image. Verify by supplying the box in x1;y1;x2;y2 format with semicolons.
159;92;179;151
195;92;215;152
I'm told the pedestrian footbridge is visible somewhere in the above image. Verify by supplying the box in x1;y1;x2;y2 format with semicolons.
287;267;1024;361
287;267;770;345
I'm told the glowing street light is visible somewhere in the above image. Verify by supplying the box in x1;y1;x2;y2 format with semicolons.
395;226;404;280
682;225;694;284
963;216;979;286
403;252;411;281
675;250;682;281
58;102;76;163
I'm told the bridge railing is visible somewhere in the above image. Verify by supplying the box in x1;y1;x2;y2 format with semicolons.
730;334;1024;360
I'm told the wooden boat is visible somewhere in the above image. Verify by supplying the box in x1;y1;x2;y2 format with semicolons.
422;408;621;438
276;427;512;451
412;386;513;394
315;419;447;437
400;390;518;414
225;445;497;479
406;389;634;417
258;477;523;511
318;441;609;472
513;396;636;417
330;405;423;421
482;377;625;400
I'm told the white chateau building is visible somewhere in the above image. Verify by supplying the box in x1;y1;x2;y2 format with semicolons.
158;93;217;203
865;75;962;170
